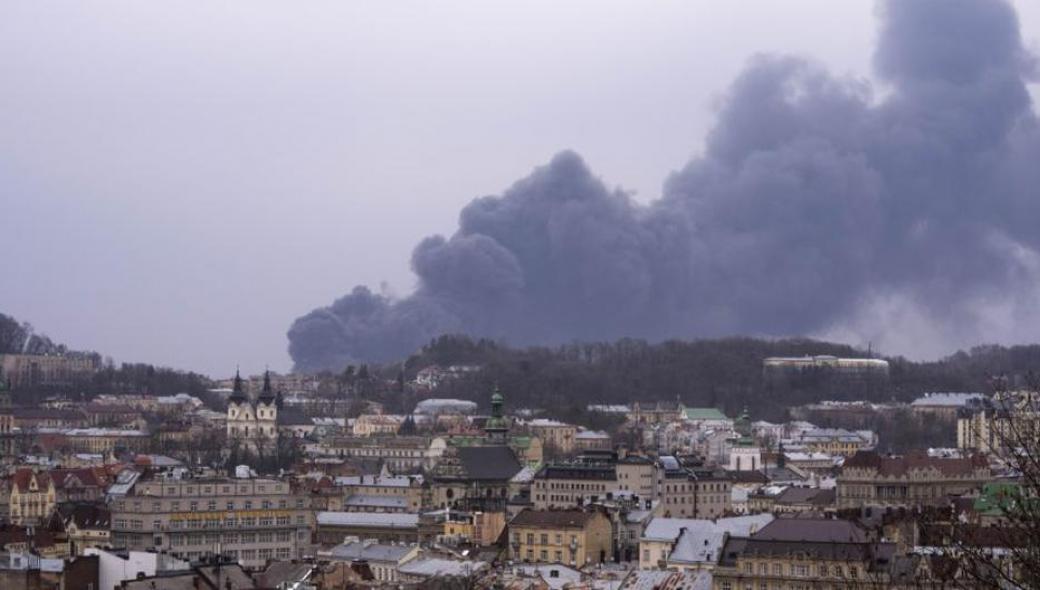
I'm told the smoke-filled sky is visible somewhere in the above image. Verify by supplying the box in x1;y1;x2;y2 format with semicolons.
2;1;1039;377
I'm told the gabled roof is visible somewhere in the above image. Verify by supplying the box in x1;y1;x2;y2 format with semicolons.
11;468;52;493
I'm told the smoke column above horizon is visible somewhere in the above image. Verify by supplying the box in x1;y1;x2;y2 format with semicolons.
288;0;1040;372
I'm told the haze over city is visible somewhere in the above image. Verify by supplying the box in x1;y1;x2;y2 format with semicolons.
3;1;1040;376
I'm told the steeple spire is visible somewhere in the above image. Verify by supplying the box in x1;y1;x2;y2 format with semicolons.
258;367;276;404
229;368;248;404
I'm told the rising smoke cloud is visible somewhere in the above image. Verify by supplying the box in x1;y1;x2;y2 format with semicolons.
288;0;1040;372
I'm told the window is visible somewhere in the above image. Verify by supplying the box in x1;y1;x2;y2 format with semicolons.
527;533;534;544
172;501;180;510
244;501;253;510
226;501;234;510
152;520;161;530
258;532;273;543
540;534;549;544
540;550;548;561
207;501;217;511
189;502;198;511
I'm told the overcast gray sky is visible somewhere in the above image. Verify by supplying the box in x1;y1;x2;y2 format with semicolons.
2;1;1038;377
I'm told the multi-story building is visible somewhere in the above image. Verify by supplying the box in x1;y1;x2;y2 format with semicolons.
526;419;577;455
626;401;684;425
532;463;618;510
798;427;876;456
616;454;657;499
836;450;991;509
574;430;611;451
532;452;657;510
334;474;426;513
508;509;613;566
712;518;898;589
313;436;448;473
0;353;99;388
352;414;406;437
13;408;87;430
912;392;986;421
109;473;313;568
957;392;1040;454
7;468;56;525
61;428;150;454
657;456;732;519
82;403;142;427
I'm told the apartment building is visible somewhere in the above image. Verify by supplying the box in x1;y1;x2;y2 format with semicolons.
526;419;578;455
836;450;991;509
334;474;426;513
532;464;618;510
712;518;898;589
110;474;313;569
532;452;657;510
508;509;613;566
7;468;56;525
0;353;98;388
657;456;732;519
313;436;447;472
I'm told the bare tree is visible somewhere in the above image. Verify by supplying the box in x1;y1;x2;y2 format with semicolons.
917;375;1040;588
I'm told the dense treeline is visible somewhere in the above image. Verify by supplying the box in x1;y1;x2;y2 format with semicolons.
391;335;1040;422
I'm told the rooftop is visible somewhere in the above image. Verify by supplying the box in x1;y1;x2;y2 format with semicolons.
316;511;419;529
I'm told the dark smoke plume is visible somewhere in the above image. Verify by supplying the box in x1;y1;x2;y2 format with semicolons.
289;0;1040;372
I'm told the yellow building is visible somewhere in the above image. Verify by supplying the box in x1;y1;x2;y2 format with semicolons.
509;509;613;566
8;468;56;525
353;414;406;437
527;419;578;455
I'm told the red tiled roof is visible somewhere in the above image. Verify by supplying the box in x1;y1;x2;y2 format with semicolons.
11;468;53;494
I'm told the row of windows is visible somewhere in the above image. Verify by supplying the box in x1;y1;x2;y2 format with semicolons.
142;482;287;496
738;561;861;579
113;515;306;530
169;530;297;545
513;532;580;547
117;497;304;512
174;547;292;562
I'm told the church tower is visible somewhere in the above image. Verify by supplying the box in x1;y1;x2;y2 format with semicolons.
484;385;510;445
255;369;278;439
227;369;252;439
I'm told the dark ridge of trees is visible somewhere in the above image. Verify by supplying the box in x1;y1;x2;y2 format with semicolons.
389;335;1040;423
